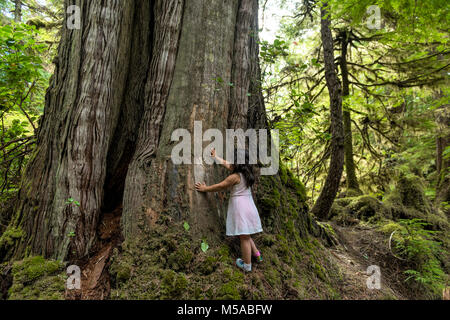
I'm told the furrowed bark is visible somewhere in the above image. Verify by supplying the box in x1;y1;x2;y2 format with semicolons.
102;0;154;213
310;2;344;220
247;0;268;130
121;0;185;238
228;0;253;130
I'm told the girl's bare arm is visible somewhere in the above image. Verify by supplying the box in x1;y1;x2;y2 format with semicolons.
195;174;240;192
211;148;233;171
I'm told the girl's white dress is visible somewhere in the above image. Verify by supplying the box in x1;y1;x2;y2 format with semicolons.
226;173;263;236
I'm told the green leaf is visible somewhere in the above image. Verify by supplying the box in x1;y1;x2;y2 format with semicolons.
201;240;209;253
183;221;190;231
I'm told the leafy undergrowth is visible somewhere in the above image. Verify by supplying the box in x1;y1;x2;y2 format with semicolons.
378;219;448;298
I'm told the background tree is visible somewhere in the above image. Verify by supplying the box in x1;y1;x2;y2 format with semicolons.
13;0;20;22
309;1;344;219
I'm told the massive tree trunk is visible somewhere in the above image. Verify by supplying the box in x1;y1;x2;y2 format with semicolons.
2;0;137;261
310;2;344;220
339;30;361;194
1;0;312;267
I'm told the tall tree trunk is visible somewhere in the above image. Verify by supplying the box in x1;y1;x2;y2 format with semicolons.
2;0;141;261
1;0;313;265
310;2;345;220
14;0;22;22
434;91;450;216
340;30;361;194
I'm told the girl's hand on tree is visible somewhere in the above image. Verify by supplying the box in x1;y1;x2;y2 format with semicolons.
195;182;207;192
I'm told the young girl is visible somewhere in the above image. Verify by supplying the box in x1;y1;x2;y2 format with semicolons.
195;148;263;272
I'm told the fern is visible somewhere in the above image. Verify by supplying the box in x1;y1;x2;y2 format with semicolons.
392;219;446;296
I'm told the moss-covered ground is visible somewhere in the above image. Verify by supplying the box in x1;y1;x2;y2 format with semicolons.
3;256;65;300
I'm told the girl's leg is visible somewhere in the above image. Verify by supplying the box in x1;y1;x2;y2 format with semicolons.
239;235;252;265
249;237;259;256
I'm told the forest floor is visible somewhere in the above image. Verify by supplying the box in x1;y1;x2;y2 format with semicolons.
64;216;413;300
327;222;411;300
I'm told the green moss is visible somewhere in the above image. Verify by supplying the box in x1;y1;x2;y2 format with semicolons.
0;226;24;249
384;174;449;230
334;197;353;208
279;164;288;185
9;275;65;300
311;260;327;282
316;222;337;242
160;270;188;299
391;175;432;212
286;219;295;233
261;234;275;247
197;256;218;275
307;250;334;284
329;202;345;219
111;260;132;284
217;245;231;263
263;268;282;287
11;256;61;283
289;175;307;202
8;256;65;300
260;185;281;213
167;244;193;271
218;282;241;299
384;175;431;214
331;195;389;224
218;267;245;299
348;195;387;219
339;188;363;198
260;196;280;211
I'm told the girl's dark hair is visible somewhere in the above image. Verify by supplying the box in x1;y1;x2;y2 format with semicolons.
232;149;255;188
